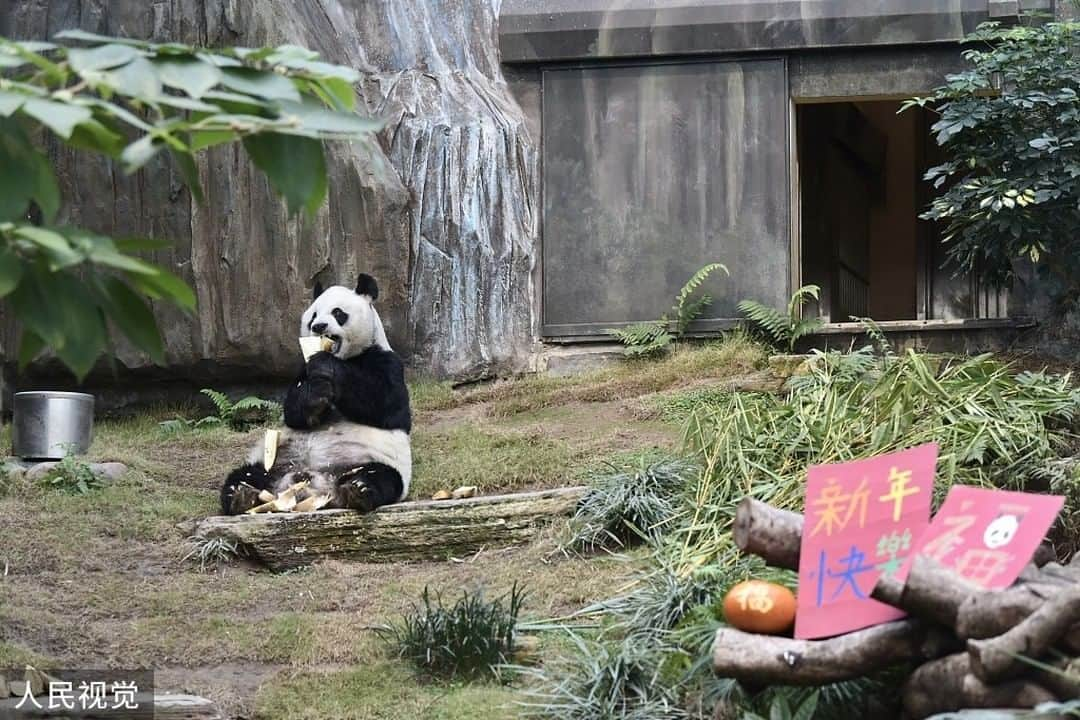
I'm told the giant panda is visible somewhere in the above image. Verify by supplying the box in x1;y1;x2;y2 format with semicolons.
219;273;411;515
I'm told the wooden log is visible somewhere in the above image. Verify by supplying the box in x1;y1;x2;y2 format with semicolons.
732;498;803;570
902;652;1058;718
711;619;952;685
956;583;1080;652
1029;658;1080;701
967;584;1080;683
960;675;1059;710
870;555;982;628
183;487;586;571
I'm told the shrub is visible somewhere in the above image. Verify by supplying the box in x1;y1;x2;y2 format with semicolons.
517;633;687;720
905;19;1080;294
380;584;525;682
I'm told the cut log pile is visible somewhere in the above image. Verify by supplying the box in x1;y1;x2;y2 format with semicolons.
717;498;1080;719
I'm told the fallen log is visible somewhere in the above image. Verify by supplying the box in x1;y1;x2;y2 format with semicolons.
902;652;1058;719
967;584;1080;683
870;555;982;629
183;486;586;570
732;498;803;570
711;619;953;686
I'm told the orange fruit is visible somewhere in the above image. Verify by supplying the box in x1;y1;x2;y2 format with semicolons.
722;580;797;635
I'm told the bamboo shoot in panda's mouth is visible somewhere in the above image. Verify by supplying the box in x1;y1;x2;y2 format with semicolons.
299;335;334;362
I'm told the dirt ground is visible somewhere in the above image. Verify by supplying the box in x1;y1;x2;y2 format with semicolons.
0;338;768;719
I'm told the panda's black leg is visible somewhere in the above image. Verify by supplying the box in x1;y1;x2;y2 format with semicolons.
220;463;273;515
335;464;403;513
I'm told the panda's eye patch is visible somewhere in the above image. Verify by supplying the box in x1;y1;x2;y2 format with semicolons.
332;308;349;326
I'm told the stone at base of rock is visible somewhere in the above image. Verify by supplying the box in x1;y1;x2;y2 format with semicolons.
3;458;128;483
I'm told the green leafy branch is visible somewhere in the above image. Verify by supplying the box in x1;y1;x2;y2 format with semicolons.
0;33;383;379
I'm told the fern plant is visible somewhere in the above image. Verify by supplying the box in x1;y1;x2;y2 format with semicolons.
850;315;894;358
608;263;729;357
738;284;823;352
158;388;282;435
608;323;674;358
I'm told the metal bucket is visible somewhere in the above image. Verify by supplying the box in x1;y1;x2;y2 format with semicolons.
11;391;95;460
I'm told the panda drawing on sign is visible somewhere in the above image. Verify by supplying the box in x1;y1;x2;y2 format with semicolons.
983;513;1022;550
219;274;412;515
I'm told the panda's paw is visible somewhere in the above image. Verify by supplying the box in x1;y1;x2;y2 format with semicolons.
229;482;263;515
337;474;378;514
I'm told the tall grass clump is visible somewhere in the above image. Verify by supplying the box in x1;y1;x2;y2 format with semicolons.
380;584;525;682
567;459;698;551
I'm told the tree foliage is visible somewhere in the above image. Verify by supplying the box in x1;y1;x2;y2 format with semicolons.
904;19;1080;291
0;32;382;379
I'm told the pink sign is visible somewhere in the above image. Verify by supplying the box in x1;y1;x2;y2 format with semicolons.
795;444;937;639
897;486;1064;589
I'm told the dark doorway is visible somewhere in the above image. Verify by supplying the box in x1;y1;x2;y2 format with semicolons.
797;99;1006;322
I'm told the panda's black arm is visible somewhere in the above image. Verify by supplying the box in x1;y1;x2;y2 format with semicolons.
283;364;334;429
328;349;412;432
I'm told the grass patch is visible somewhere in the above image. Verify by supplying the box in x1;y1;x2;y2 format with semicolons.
0;641;55;670
411;426;579;498
254;663;519;720
0;337;775;717
407;378;460;412
407;333;767;420
125;613;319;666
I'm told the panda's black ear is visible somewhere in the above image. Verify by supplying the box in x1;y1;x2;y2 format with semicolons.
356;273;379;301
313;281;324;301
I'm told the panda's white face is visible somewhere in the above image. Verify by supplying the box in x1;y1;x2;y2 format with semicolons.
983;514;1020;549
300;285;389;359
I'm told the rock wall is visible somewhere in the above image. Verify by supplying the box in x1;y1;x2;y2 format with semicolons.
0;0;538;392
